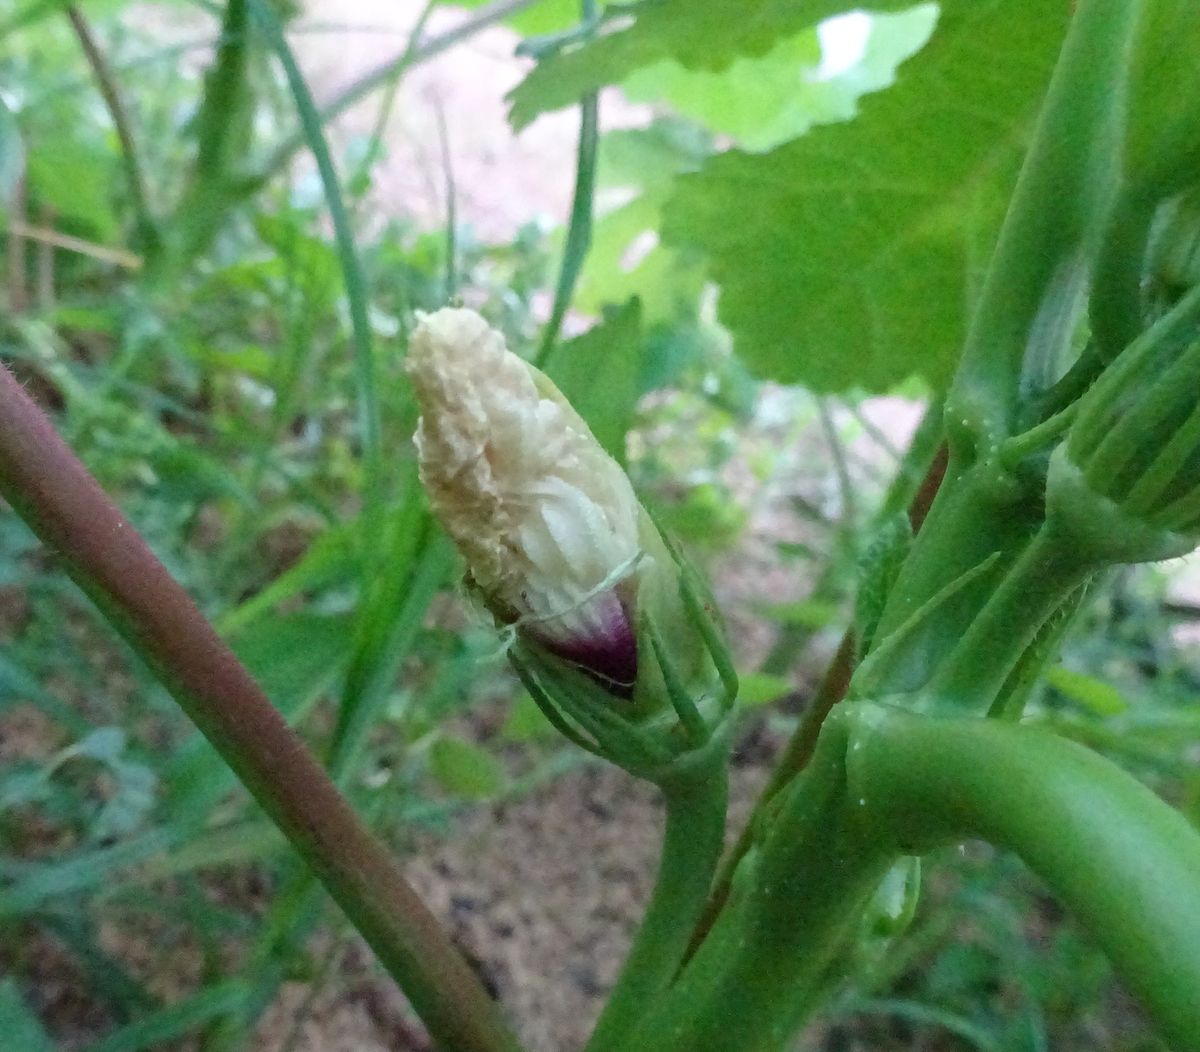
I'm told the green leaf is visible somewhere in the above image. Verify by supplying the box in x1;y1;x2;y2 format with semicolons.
89;982;253;1052
0;97;23;202
501;692;558;742
1044;665;1129;717
620;8;936;153
661;0;1072;392
442;0;579;36
429;736;507;800
25;136;118;239
576;123;710;321
545;297;643;462
73;726;126;763
509;0;930;129
0;980;54;1052
755;599;841;628
737;673;792;708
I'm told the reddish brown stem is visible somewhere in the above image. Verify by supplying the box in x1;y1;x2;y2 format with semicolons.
685;443;949;960
0;362;521;1052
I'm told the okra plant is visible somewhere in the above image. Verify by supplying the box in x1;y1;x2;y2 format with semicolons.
3;0;1200;1050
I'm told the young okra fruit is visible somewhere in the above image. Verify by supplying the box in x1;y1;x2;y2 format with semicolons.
406;308;736;781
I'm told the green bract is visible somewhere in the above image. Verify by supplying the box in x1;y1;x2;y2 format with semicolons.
1050;285;1200;564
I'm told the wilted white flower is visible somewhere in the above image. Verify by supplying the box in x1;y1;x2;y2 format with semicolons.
406;308;642;693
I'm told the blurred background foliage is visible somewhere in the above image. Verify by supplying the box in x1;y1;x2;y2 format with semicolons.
0;0;1196;1049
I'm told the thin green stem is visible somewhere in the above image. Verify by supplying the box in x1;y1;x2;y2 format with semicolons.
167;0;251;266
586;752;729;1052
634;714;892;1052
261;0;543;180
434;98;459;301
246;0;384;565
534;0;599;369
646;619;708;745
1090;188;1157;361
1085;334;1200;490
1071;280;1200;456
998;401;1076;470
346;0;437;204
65;5;160;252
0;363;522;1052
817;397;857;554
1126;397;1200;516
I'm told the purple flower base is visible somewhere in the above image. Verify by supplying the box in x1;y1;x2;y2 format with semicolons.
532;593;638;698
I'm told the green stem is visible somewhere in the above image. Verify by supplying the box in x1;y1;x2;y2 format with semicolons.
927;525;1093;713
0;363;522;1052
860;451;1041;696
65;5;160;254
1090;188;1157;361
167;0;251;265
998;402;1076;470
946;0;1138;451
246;0;386;580
534;27;599;370
692;422;947;963
635;715;893;1052
260;0;543;181
851;706;1200;1052
586;750;728;1052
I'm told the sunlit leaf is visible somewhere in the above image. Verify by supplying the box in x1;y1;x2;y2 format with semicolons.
1044;665;1129;717
621;8;936;153
661;0;1072;391
509;0;931;130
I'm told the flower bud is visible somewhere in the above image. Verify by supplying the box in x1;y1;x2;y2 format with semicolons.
1047;292;1200;564
406;308;734;770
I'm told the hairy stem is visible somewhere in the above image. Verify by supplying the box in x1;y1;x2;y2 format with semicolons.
0;363;522;1052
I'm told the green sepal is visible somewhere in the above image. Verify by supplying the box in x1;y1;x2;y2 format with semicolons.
1045;448;1196;566
508;549;737;785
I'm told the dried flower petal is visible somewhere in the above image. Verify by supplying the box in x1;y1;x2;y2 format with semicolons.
407;308;641;690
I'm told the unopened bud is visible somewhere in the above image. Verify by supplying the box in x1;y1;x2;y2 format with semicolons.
1048;290;1200;564
406;308;734;763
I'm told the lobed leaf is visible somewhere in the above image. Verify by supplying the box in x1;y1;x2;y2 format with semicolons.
508;0;926;130
660;0;1072;392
